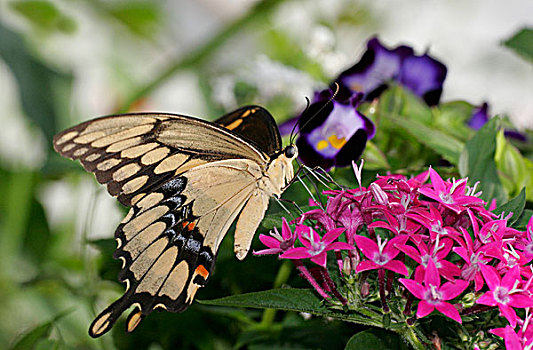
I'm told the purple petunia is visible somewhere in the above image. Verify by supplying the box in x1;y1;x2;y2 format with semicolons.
337;37;447;106
295;88;375;170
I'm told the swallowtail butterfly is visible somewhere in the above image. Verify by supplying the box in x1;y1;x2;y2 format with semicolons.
53;106;297;337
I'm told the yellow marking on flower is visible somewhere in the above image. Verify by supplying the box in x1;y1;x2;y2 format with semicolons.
350;83;365;92
316;140;329;150
328;134;347;149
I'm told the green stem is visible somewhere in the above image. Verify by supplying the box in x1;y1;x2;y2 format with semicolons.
0;171;34;277
119;0;287;113
397;326;427;350
259;260;292;327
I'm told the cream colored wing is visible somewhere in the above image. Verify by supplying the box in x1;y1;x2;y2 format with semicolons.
53;113;268;207
89;159;267;338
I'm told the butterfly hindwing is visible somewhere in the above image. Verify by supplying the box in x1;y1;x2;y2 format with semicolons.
89;159;265;337
215;105;282;155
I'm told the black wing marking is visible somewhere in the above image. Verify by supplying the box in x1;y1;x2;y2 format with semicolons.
214;105;282;156
88;161;258;338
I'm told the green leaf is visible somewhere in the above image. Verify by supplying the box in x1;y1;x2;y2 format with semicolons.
503;27;533;63
0;22;72;154
345;329;403;350
199;288;325;313
514;209;533;230
104;1;161;38
388;115;464;165
362;141;390;170
495;130;533;201
459;117;507;204
9;310;71;350
200;288;384;328
381;85;432;124
9;0;76;34
433;100;474;141
493;188;525;226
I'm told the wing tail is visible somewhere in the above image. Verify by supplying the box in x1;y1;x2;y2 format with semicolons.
89;294;133;338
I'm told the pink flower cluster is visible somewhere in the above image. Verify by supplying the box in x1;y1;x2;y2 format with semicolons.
254;164;533;348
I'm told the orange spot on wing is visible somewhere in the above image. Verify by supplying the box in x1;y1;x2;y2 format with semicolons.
187;222;196;231
181;221;189;228
195;265;209;279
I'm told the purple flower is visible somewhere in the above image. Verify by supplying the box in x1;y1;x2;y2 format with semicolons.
337;37;447;106
295;88;375;170
468;103;490;130
399;260;468;323
280;225;354;267
468;102;527;142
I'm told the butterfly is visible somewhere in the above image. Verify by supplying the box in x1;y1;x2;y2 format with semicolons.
53;105;298;337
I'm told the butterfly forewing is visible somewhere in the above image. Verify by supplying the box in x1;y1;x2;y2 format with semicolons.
53;112;269;206
53;106;292;338
214;105;282;155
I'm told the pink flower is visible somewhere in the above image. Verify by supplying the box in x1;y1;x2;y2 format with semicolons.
354;235;409;275
397;238;461;281
407;205;461;243
254;217;296;255
418;167;484;214
280;226;354;267
476;264;533;327
454;226;495;291
490;326;531;350
399;260;468;323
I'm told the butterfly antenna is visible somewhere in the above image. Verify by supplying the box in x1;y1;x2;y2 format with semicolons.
289;97;311;145
291;82;341;142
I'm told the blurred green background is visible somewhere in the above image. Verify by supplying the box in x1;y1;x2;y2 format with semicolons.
0;0;532;349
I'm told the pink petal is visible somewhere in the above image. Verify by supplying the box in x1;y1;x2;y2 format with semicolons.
281;217;292;240
355;260;380;273
397;244;423;264
354;235;379;259
428;167;447;193
383;260;409;276
435;302;462;323
440;280;469;300
509;293;533;308
501;265;520;290
399;279;425;300
504;326;523;350
322;227;345;245
453;247;470;263
416;300;435;318
253;247;281;255
424;259;440;288
383;235;409;257
259;235;281;248
474;273;485;291
310;252;327;267
476;292;497;306
280;247;311;259
326;242;356;251
499;304;518;328
478;264;501;291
